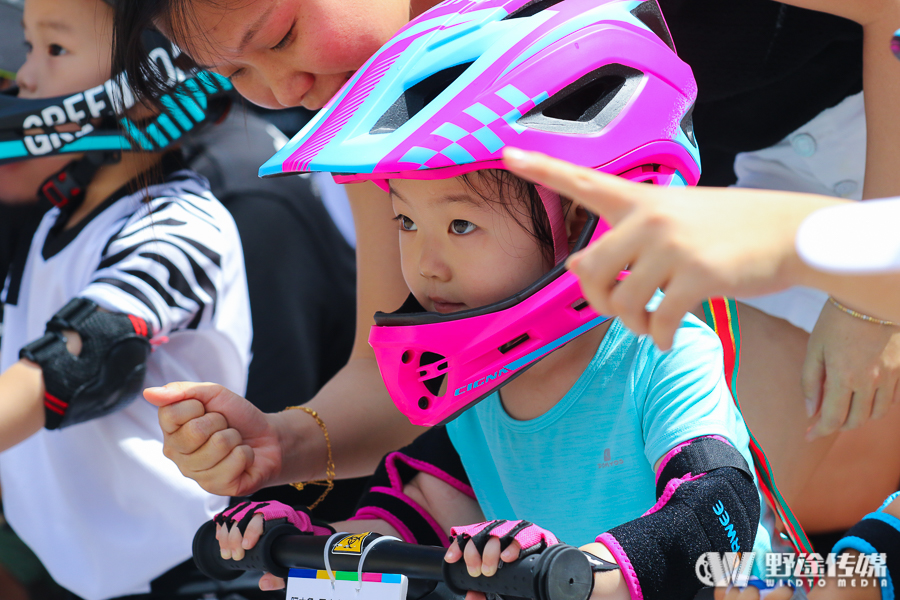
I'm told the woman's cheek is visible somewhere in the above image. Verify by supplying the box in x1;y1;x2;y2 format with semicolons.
232;80;279;110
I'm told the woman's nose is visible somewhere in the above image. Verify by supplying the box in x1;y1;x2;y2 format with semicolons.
267;69;314;109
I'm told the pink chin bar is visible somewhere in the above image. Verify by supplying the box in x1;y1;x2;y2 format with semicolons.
369;160;690;427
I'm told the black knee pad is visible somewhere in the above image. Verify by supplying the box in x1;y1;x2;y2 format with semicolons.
20;297;153;429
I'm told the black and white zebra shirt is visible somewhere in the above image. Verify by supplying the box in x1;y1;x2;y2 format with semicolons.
0;163;250;600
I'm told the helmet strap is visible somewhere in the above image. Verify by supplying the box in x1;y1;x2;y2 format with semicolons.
38;151;120;214
535;185;568;265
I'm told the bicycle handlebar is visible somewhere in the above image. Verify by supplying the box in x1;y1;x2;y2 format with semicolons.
192;521;595;600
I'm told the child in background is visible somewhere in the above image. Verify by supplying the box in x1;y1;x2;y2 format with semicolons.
0;0;250;597
212;3;778;599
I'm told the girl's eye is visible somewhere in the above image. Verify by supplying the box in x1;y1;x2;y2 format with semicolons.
396;214;417;231
48;44;68;56
23;41;33;54
227;68;246;81
272;23;296;51
450;220;476;235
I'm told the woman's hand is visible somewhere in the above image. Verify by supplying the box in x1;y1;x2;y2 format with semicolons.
803;302;900;439
502;148;843;350
144;382;285;497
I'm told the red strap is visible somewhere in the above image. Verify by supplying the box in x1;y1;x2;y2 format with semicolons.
44;392;68;415
127;314;148;337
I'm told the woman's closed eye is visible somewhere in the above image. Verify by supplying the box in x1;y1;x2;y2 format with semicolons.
272;23;296;51
450;220;476;235
226;68;246;81
394;214;417;231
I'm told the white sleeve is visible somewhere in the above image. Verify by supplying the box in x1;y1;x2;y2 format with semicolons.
79;192;229;336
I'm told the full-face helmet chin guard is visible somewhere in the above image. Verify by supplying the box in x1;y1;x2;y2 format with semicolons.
0;30;233;166
261;0;702;426
368;162;686;426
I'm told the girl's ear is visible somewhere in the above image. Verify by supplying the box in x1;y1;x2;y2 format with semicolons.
565;201;590;246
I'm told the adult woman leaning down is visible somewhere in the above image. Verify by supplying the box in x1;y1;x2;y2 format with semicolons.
112;0;900;534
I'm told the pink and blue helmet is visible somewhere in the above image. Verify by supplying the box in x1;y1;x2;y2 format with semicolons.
261;0;701;426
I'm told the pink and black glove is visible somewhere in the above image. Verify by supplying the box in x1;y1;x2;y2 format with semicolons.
450;520;559;559
214;500;335;537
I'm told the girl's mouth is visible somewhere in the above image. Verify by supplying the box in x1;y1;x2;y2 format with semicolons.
430;298;467;314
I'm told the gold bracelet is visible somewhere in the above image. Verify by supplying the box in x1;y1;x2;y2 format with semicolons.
828;296;898;327
285;406;334;510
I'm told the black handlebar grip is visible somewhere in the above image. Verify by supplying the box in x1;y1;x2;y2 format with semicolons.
192;519;298;580
443;545;594;600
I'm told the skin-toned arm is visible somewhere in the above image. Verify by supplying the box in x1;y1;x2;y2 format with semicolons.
776;0;900;200
0;330;84;451
289;181;427;479
795;0;900;438
146;181;427;496
0;360;46;451
752;0;900;439
502;149;900;346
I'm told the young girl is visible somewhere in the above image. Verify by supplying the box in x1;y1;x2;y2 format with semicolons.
131;0;900;535
0;0;251;597
212;4;775;599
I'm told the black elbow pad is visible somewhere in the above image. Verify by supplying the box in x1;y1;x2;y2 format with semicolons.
20;297;153;429
599;437;760;600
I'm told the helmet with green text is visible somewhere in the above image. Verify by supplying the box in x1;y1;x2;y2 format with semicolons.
0;0;232;207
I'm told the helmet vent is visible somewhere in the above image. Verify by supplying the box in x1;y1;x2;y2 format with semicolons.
680;102;696;147
630;1;675;52
370;62;474;135
420;351;448;395
498;333;530;354
571;298;589;312
502;0;566;20
518;64;642;134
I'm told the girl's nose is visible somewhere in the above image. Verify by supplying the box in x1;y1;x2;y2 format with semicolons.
418;240;451;282
15;59;38;96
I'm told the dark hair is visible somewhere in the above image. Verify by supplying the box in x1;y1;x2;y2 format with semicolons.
460;169;564;265
112;0;206;104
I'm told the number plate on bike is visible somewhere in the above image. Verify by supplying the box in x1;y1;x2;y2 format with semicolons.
286;568;408;600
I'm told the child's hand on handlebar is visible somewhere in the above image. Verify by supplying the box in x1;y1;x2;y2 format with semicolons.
444;520;559;599
216;513;287;590
444;533;521;578
213;500;335;591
